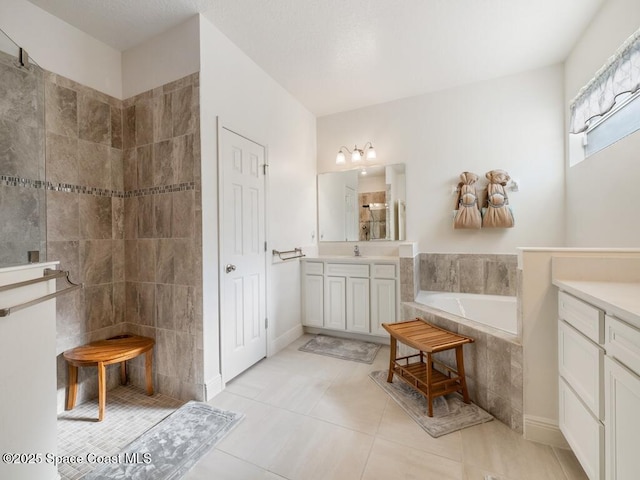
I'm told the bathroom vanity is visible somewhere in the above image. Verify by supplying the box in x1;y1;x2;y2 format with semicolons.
554;280;640;480
302;257;400;337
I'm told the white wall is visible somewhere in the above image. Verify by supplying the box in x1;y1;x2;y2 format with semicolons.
0;0;121;98
199;15;317;393
317;65;566;254
564;0;640;247
121;16;200;99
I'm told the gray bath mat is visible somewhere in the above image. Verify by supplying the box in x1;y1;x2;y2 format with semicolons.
299;334;381;364
369;370;493;437
84;401;243;480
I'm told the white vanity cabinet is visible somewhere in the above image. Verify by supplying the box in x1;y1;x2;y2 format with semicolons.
302;258;398;336
557;287;640;480
604;315;640;480
557;291;605;480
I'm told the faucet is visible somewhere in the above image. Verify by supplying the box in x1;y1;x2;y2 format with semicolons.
354;245;361;257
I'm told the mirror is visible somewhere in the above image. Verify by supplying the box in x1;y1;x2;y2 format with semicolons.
318;164;406;242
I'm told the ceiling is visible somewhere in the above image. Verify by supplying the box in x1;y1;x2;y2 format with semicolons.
28;0;605;116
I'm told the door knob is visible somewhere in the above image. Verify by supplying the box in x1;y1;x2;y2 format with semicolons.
225;264;236;273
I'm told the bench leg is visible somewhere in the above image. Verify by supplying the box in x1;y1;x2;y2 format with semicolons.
145;350;154;395
120;361;127;385
456;346;471;404
426;352;434;417
387;337;397;383
97;362;106;421
66;364;78;410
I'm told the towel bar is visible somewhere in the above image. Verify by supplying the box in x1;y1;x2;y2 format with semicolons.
272;247;305;261
0;268;83;317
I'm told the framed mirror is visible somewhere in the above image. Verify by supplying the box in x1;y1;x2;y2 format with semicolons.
318;164;406;242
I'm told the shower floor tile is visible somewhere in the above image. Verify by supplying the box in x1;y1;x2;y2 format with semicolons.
57;384;183;480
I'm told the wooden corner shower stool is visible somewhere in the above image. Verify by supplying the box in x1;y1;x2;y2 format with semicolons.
63;334;155;421
382;319;474;417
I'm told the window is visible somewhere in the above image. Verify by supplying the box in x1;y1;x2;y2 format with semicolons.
569;28;640;165
583;90;640;158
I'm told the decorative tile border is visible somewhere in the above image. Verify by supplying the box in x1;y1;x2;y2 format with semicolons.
0;175;195;198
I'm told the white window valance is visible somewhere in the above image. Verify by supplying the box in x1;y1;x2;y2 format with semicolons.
569;28;640;134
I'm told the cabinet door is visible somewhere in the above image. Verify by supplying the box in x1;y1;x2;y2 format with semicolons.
605;356;640;480
346;277;370;333
303;275;324;327
371;278;396;336
324;276;346;330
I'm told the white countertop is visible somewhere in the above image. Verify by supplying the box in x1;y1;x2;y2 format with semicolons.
552;279;640;328
303;256;399;263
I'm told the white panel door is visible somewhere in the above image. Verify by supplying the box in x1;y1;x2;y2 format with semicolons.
346;277;370;333
220;127;267;382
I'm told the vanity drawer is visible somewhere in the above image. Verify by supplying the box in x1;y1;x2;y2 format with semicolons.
559;377;604;480
558;291;604;344
326;263;369;277
305;262;324;275
558;320;604;420
606;315;640;375
373;264;396;278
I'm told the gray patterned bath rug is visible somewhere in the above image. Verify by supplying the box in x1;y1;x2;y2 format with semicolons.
369;370;493;437
299;334;382;364
84;401;243;480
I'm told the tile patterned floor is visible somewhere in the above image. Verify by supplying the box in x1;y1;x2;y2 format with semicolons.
57;385;183;480
58;334;589;480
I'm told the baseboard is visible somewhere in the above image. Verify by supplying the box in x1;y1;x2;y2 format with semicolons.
204;374;223;401
269;324;304;356
523;415;569;448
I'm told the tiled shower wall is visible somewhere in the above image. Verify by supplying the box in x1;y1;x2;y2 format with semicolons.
33;71;203;411
44;72;128;410
121;73;203;401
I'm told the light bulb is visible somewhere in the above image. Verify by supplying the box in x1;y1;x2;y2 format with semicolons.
336;151;346;164
352;149;362;162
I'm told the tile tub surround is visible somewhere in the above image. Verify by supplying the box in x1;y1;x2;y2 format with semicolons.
419;253;518;296
401;303;523;433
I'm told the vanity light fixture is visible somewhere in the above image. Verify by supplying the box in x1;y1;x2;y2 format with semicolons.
335;142;377;165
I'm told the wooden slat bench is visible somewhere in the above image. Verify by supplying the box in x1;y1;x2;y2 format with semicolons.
382;319;474;417
63;334;155;421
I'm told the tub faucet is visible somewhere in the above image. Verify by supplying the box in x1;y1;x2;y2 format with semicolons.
354;245;360;257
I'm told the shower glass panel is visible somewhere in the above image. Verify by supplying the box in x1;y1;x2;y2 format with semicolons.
0;28;46;267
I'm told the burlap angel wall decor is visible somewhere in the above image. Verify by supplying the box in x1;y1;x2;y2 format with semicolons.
453;172;482;229
482;169;514;228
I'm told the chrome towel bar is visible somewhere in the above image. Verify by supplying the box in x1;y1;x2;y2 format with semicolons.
272;247;305;261
0;268;83;317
